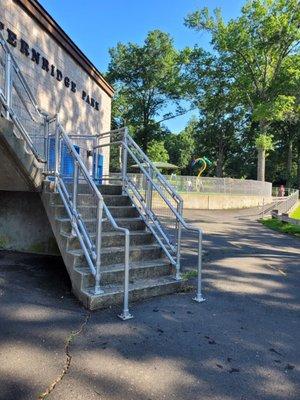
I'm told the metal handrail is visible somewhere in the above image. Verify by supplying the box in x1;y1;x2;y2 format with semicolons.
0;33;47;162
53;120;133;319
0;35;45;119
96;127;205;303
0;33;133;319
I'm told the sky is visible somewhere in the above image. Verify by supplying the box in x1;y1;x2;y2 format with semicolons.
39;0;245;133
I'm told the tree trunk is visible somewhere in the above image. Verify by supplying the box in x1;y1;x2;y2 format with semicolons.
257;148;266;181
297;139;300;191
216;151;224;177
286;139;293;188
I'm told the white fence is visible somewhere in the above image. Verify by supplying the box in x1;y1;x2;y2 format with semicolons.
116;174;273;197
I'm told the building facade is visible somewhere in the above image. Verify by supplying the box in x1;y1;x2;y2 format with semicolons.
0;0;113;175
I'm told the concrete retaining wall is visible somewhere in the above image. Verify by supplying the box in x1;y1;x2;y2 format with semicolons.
0;190;59;255
180;194;273;210
152;192;273;210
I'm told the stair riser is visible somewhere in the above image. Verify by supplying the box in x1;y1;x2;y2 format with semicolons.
87;281;181;310
50;193;97;207
55;205;139;219
67;232;154;250
103;196;132;206
82;264;173;286
66;184;123;196
108;207;139;218
98;185;123;195
72;247;163;267
58;218;146;235
51;192;132;207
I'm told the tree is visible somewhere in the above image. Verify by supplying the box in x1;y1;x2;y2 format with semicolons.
185;0;300;181
165;119;196;173
255;134;274;181
147;140;169;163
185;51;243;177
107;30;190;151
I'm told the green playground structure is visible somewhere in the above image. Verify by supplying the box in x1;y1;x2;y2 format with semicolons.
191;156;213;177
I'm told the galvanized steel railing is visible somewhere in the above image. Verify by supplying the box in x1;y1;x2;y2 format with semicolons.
0;31;205;313
96;127;205;303
49;119;132;320
0;32;133;320
0;33;48;162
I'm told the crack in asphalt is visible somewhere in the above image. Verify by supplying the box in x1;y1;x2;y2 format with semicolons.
37;311;91;400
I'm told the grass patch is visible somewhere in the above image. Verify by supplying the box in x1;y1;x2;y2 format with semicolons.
290;204;300;220
261;218;300;238
182;269;198;280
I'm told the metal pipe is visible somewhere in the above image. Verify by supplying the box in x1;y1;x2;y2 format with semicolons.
71;161;79;236
193;229;205;303
57;185;96;276
121;129;128;195
4;52;12;119
175;201;183;281
118;231;133;320
54;120;60;191
95;198;104;294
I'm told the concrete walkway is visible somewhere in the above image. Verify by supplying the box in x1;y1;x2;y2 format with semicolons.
0;209;299;400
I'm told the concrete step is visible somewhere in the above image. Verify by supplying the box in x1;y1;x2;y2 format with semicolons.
54;204;139;219
57;216;146;234
61;230;154;249
69;244;163;267
82;276;181;310
102;195;132;206
65;183;123;196
75;259;173;286
48;191;132;207
98;184;123;195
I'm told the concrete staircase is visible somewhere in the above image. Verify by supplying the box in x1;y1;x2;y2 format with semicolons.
0;116;181;310
42;182;181;310
0;117;44;191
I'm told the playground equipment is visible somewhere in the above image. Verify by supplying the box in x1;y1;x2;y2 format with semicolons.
191;156;212;178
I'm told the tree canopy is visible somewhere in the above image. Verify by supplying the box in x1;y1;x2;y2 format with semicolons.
107;0;300;188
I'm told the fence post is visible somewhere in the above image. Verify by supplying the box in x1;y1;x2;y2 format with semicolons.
5;52;12;119
193;229;205;303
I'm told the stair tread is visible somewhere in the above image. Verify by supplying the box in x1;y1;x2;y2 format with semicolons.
83;275;179;297
57;216;142;223
75;258;171;275
54;204;136;210
61;230;152;239
69;243;161;257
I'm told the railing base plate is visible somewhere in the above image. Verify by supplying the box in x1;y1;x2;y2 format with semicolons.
193;295;206;303
118;312;133;321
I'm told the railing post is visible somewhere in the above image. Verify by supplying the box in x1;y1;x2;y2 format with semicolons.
193;229;205;303
95;198;104;294
43;116;49;170
119;231;133;320
145;165;153;221
175;201;183;281
121;129;128;194
5;52;12;119
71;161;79;236
54;120;61;191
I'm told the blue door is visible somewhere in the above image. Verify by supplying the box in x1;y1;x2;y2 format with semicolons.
48;138;80;181
93;153;104;185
